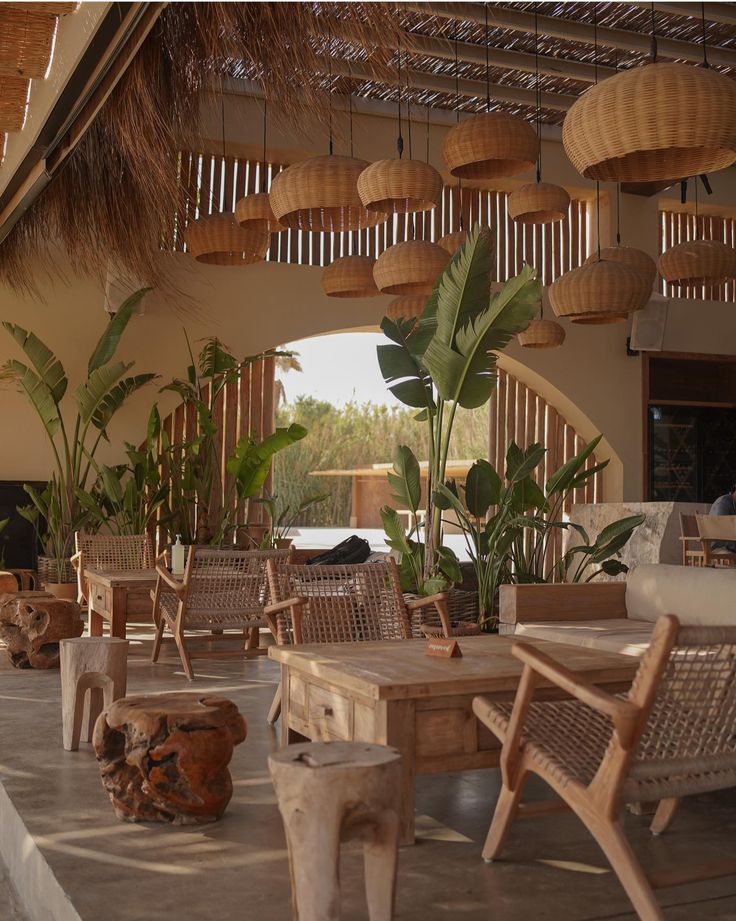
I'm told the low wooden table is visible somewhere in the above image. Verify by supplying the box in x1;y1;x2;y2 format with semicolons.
85;569;159;639
269;635;639;845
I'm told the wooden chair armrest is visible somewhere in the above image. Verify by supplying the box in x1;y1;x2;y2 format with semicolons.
155;562;186;595
70;551;81;571
512;642;640;748
679;536;702;543
404;592;449;610
264;597;307;645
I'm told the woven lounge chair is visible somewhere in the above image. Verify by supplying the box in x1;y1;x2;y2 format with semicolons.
71;533;154;605
151;546;293;680
695;514;736;567
473;615;736;921
263;558;448;722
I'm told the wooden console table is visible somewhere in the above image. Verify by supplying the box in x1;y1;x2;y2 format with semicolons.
269;635;638;845
85;569;159;639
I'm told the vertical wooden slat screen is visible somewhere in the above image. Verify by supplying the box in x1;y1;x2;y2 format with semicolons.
659;206;736;303
175;151;589;280
151;357;275;548
488;367;603;581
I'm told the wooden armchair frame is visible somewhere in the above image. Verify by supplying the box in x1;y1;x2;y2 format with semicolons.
695;514;736;567
678;513;705;567
71;533;154;605
151;545;293;680
473;615;736;921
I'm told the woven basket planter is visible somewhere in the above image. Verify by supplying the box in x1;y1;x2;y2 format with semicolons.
518;318;566;349
584;245;657;290
658;239;736;287
321;255;380;298
438;230;468;255
386;295;428;321
407;589;480;638
37;555;76;586
508;182;570;225
235;192;285;233
563;62;736;182
549;259;651;324
442;112;539;180
269;155;388;232
184;213;269;265
373;240;451;295
357;158;442;213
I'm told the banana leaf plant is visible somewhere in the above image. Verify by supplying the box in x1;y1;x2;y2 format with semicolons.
253;490;329;549
434;437;645;627
377;224;541;594
3;289;156;569
160;335;288;544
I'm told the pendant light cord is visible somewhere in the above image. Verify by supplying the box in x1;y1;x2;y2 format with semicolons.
426;104;430;163
406;55;413;160
485;3;490;112
261;97;267;193
454;24;463;231
701;3;710;68
650;3;658;63
535;4;541;183
593;4;601;260
327;26;333;155
616;183;621;245
397;28;404;158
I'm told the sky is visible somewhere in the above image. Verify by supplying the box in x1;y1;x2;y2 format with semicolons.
276;332;401;408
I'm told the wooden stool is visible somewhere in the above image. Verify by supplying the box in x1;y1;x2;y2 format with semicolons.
93;693;246;824
0;592;82;668
269;742;402;921
60;637;129;751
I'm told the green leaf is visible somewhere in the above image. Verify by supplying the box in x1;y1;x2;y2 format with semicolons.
226;424;307;500
436;545;462;584
386;445;422;516
91;373;158;434
377;319;434;410
380;506;413;557
545;435;603;494
506;441;546;483
88;288;150;374
73;361;132;424
465;459;501;518
198;338;238;378
2;324;67;402
3;360;61;436
434;225;494;347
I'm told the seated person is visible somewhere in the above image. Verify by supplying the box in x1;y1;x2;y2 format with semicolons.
709;483;736;553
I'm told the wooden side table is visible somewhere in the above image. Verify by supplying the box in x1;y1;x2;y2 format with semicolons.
84;570;158;639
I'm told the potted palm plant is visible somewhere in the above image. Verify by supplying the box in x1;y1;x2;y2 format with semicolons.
2;289;156;596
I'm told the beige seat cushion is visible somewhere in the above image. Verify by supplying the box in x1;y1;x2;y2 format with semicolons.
626;563;736;626
515;618;654;657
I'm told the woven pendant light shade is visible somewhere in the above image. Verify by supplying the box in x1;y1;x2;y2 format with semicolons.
438;230;468;255
269;155;388;232
235;192;286;233
508;182;571;225
322;255;380;298
549;259;651;325
373;241;451;295
357;159;442;214
386;295;428;321
658;239;736;287
584;245;657;290
563;63;736;182
442;112;540;180
185;213;269;265
518;318;566;349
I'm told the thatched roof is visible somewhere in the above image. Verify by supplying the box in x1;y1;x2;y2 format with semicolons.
1;1;736;294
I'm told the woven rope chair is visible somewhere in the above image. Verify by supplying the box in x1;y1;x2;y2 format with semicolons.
151;546;293;680
71;533;154;605
263;558;447;722
695;514;736;567
473;615;736;921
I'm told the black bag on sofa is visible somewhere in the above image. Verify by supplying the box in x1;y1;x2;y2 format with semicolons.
306;535;372;566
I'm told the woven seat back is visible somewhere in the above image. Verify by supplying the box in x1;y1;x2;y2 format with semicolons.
76;533;154;571
629;624;736;794
268;561;410;644
696;514;736;542
679;513;701;547
185;548;291;619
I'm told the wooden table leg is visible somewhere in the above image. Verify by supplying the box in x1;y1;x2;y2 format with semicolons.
111;587;127;639
88;596;103;637
376;699;416;846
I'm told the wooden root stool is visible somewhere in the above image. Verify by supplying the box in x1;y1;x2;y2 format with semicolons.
60;637;128;751
93;692;246;825
269;742;402;921
0;592;83;668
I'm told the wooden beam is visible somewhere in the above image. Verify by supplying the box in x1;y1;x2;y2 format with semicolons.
629;2;736;28
409;2;736;69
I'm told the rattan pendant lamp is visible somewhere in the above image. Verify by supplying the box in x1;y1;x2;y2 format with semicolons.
386;294;428;321
562;6;736;182
322;255;380;297
185;96;269;265
235;99;285;233
269;35;388;233
358;41;441;214
508;11;570;225
442;12;538;180
658;178;736;287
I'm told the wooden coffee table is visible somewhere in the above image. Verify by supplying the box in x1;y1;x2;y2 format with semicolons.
269;635;638;845
85;569;159;639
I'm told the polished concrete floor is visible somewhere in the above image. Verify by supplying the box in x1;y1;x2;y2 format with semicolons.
1;633;736;920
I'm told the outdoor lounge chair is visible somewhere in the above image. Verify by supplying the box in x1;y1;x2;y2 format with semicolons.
151;546;293;680
473;615;736;921
71;533;154;606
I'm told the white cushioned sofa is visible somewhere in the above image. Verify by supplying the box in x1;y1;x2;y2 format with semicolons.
499;563;736;657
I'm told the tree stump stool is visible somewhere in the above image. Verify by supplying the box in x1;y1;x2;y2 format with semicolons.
93;693;246;825
60;637;129;751
269;742;402;921
0;592;83;669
